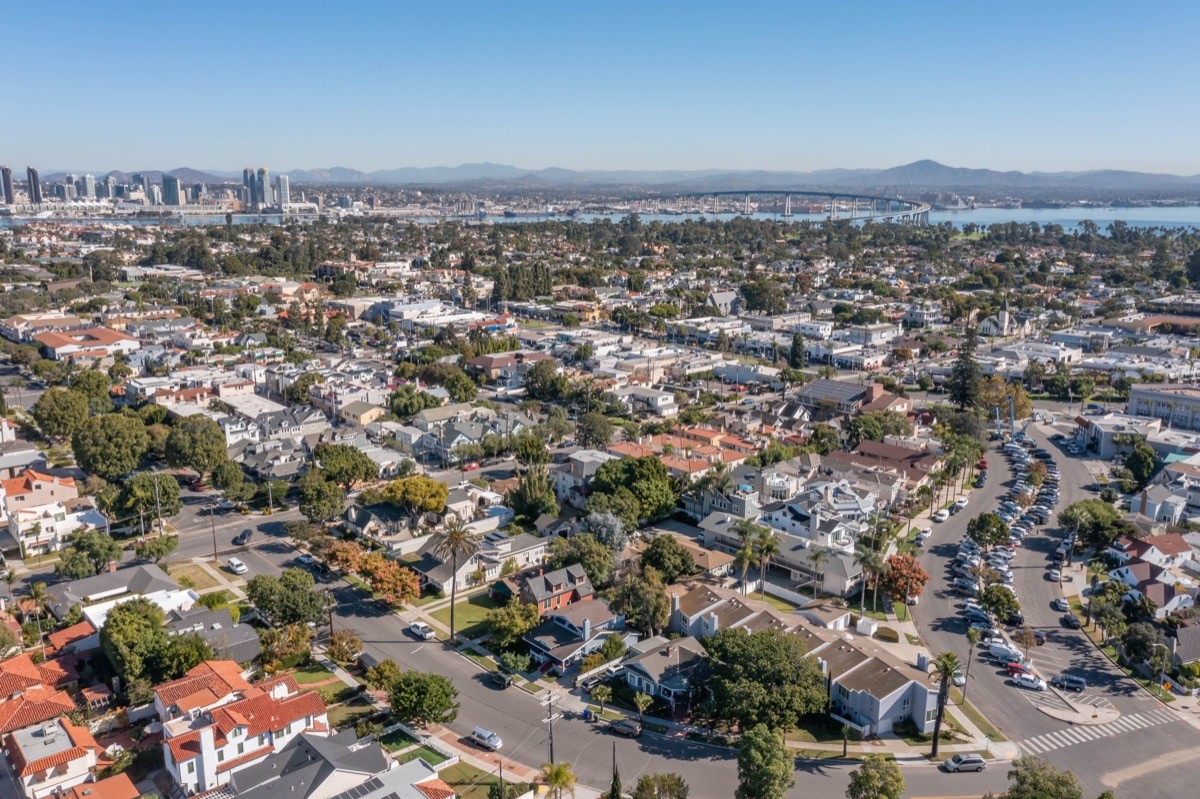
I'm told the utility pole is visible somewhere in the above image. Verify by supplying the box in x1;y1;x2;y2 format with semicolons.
267;480;275;514
152;473;163;536
325;589;335;642
209;503;219;562
138;508;146;540
542;690;561;764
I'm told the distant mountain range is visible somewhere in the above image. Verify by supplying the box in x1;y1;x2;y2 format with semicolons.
41;160;1200;192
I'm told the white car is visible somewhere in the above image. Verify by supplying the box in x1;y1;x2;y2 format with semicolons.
933;509;950;522
1012;673;1047;691
227;557;248;575
408;621;436;640
953;498;969;510
1048;569;1062;581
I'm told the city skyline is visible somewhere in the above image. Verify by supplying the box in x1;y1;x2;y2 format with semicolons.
8;1;1200;173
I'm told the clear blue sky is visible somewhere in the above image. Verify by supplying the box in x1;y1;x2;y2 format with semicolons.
10;1;1199;174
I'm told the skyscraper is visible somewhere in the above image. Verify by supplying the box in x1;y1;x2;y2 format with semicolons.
243;168;257;207
257;168;272;208
26;167;42;203
0;167;13;204
82;174;96;199
162;174;182;206
276;174;290;209
103;175;117;199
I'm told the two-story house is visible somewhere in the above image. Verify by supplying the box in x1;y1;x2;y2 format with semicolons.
520;565;594;614
5;717;107;799
1;470;107;556
161;671;328;796
552;450;620;509
523;599;621;674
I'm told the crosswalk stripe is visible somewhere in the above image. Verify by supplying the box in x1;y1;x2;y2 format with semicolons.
1015;705;1182;754
1021;739;1046;754
1076;726;1102;740
1062;728;1089;743
1109;717;1137;732
1047;732;1073;747
1125;715;1153;729
1151;710;1176;723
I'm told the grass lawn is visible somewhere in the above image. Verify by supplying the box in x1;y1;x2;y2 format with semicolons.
757;592;800;613
396;746;449;767
327;698;377;729
168;564;220;591
436;762;525;799
464;650;498;672
380;728;419;752
412;589;444;608
344;574;373;593
847;595;888;621
785;714;862;745
431;594;498;639
291;662;336;684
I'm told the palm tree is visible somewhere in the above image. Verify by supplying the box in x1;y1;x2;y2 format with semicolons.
855;549;883;615
808;547;830;601
633;691;653;723
963;628;981;703
431;518;481;643
2;570;15;601
591;684;612;715
930;651;961;758
540;761;577;799
734;544;755;596
754;529;781;600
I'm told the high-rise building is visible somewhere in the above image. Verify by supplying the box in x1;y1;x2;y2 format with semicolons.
162;174;182;206
26;167;42;203
257;168;272;208
276;174;290;209
103;175;117;199
243;168;257;207
0;167;13;204
81;174;96;199
150;185;163;205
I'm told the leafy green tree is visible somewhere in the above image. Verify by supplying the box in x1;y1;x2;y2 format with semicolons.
582;511;626;552
1005;757;1083;799
592;456;676;523
382;475;449;524
299;474;347;523
115;472;182;521
845;755;904;799
389;385;441;419
610;565;671;636
486;602;541;648
166;415;227;476
980;584;1021;620
547;533;614;587
70;370;113;414
32;388;89;440
245;568;328;626
586;487;641;532
55;548;96;580
736;724;794;799
134;534;178;563
966;512;1009;551
285;372;325;404
788;332;806;368
577;412;613;449
523;359;570;402
1124;439;1158;489
632;774;690;799
1121;622;1164;663
514;433;550;467
639;534;695;584
389;671;459;727
314;443;378;489
364;658;402;691
56;529;122;577
706;628;826;730
948;328;982;411
72;414;150;480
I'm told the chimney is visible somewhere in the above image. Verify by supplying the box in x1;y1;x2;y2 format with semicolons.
582;617;592;641
108;561;118;573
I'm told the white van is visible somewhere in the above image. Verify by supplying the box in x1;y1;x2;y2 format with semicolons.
989;642;1022;662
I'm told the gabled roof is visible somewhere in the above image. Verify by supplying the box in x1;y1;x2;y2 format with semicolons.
154;660;251;712
2;468;76;497
0;686;77;734
0;653;76;694
166;688;326;764
65;773;139;799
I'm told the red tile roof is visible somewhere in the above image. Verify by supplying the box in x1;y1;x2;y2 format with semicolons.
414;778;457;799
0;653;76;694
154;661;251;711
165;687;326;765
65;773;140;799
47;621;97;654
1;469;76;497
6;717;102;776
0;684;77;734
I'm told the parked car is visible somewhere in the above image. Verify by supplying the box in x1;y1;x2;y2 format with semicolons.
943;753;986;773
1012;673;1048;691
487;671;513;689
469;727;503;751
1062;614;1082;629
1051;674;1087;692
408;621;436;640
1007;661;1035;677
933;509;950;522
1048;569;1062;582
1052;597;1070;612
227;557;248;575
609;719;643;737
297;553;316;565
233;529;252;546
952;670;966;687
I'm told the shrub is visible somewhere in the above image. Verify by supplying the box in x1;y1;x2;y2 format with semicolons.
875;626;900;643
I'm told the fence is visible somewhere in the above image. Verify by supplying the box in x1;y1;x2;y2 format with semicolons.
379;720;460;770
87;702;157;735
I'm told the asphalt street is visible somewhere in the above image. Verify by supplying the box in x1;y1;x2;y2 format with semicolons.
216;518;1010;797
911;419;1200;799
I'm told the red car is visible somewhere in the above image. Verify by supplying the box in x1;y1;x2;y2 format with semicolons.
463;462;480;471
978;458;988;470
1007;662;1034;677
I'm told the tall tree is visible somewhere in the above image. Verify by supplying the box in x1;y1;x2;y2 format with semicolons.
930;651;960;758
166;415;227;476
1005;757;1083;799
431;518;481;642
389;671;459;727
72;414;150;480
735;724;794;799
632;774;689;799
314;442;379;489
948;327;982;410
32;388;89;441
845;755;904;799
